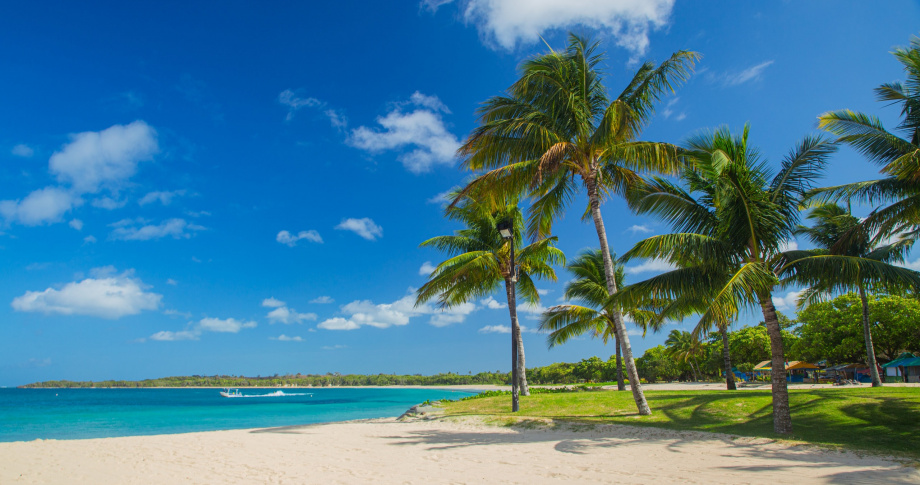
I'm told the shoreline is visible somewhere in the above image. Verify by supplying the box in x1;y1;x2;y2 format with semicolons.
2;416;916;484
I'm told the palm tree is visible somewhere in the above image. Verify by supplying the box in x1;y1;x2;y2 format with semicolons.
454;33;699;415
619;125;837;434
664;329;702;382
416;199;564;411
539;249;663;391
783;203;920;386
815;36;920;241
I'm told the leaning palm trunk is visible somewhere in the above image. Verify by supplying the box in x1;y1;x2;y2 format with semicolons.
615;333;625;391
588;180;651;415
720;326;737;390
504;278;520;411
858;287;883;387
759;297;792;434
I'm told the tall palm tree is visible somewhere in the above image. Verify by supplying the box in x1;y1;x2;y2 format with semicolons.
619;125;837;434
454;33;699;415
539;249;663;391
783;203;920;386
416;199;564;411
815;36;920;241
664;329;702;382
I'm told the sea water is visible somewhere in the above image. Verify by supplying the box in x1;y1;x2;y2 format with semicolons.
0;387;477;442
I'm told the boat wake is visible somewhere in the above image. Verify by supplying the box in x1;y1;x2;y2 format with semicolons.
238;391;311;398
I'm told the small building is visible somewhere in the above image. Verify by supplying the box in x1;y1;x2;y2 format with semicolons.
882;353;920;383
751;360;820;382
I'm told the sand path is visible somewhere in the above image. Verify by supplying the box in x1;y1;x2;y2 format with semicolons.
1;416;915;484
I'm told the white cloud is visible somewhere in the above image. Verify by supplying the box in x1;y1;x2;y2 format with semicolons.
310;296;334;304
317;291;476;330
335;218;383;241
11;144;34;157
348;93;460;173
425;0;674;57
266;306;317;324
721;60;774;86
773;289;805;311
49;120;158;193
12;269;162;319
426;190;453;205
898;258;920;271
325;109;348;129
150;330;199;341
481;296;507;310
110;218;205;241
198;317;257;333
166;279;178;286
272;334;303;342
139;190;186;206
91;196;127;210
0;187;83;226
627;224;652;234
625;258;675;275
276;229;323;246
262;297;286;308
419;261;437;276
69;219;83;230
83;235;97;244
479;324;536;333
779;240;799;252
279;89;323;121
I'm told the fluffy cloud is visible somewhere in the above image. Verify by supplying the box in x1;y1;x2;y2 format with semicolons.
625;258;675;275
110;218;205;241
335;218;383;241
627;224;652;234
419;261;437;276
49;120;158;193
348;92;460;173
267;306;317;324
0;187;83;226
478;324;536;334
69;219;83;230
272;335;304;342
11;144;34;157
198;317;257;333
318;291;476;330
150;330;199;341
262;297;286;308
425;0;674;57
276;229;323;246
773;289;805;311
426;190;453;205
12;269;162;319
310;296;335;304
481;296;507;310
138;190;187;206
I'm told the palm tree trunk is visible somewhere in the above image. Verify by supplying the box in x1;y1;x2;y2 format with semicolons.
858;286;883;387
587;178;651;415
721;325;737;390
516;326;530;396
759;296;792;434
615;332;625;391
504;278;520;412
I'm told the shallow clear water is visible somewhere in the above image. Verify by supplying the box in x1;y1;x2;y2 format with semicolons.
0;387;476;442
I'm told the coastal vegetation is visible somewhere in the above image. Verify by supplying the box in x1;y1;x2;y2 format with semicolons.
441;387;920;459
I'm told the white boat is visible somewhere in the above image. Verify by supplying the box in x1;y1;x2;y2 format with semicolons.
220;388;243;398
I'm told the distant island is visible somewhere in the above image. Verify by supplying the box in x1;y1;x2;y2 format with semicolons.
18;360;594;388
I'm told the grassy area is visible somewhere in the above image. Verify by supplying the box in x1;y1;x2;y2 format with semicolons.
442;387;920;459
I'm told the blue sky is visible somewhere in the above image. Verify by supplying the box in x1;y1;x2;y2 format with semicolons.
2;1;918;386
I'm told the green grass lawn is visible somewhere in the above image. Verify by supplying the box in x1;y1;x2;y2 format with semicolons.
441;387;920;459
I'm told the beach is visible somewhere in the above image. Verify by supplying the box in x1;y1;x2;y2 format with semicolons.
2;415;915;484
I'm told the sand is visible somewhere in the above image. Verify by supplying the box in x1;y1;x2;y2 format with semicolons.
1;416;916;485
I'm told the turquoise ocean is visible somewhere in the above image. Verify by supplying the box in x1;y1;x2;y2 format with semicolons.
0;387;477;442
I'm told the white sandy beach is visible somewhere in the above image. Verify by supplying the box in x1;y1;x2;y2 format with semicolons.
2;416;916;485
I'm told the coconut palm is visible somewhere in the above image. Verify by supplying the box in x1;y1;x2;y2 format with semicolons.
539;249;664;391
664;330;703;382
815;36;920;241
619;125;837;434
416;199;564;411
782;203;920;386
454;33;699;415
